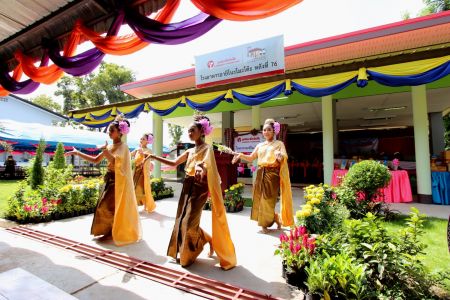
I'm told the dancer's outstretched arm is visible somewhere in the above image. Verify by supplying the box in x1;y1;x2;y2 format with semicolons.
65;147;105;164
149;150;189;167
232;145;259;164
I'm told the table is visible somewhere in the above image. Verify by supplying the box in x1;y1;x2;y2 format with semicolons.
432;172;450;205
331;169;413;203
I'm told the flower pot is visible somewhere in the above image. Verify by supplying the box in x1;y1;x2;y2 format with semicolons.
285;266;307;290
305;293;320;300
281;263;287;279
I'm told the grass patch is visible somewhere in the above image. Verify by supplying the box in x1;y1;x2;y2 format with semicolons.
243;197;252;207
0;180;21;216
383;215;450;292
162;169;176;175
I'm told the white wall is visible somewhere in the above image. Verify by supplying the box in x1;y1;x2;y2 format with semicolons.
0;96;66;125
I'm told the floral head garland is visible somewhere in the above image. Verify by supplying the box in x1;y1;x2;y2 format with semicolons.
146;133;154;144
273;121;281;136
118;121;130;135
198;118;213;136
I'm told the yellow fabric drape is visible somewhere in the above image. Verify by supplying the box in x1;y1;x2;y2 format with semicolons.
112;143;142;246
185;144;237;270
368;55;450;76
293;71;358;89
134;148;156;212
257;141;294;226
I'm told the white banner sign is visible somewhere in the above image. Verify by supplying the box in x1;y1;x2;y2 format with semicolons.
234;133;264;153
195;35;285;88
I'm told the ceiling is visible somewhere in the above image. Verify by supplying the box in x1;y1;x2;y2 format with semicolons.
165;87;450;133
0;0;166;71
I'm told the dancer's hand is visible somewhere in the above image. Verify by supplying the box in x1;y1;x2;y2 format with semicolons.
275;150;283;162
232;153;241;164
97;141;108;151
64;147;78;157
195;162;206;181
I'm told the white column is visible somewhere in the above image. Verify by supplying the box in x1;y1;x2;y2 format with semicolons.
411;85;432;201
252;105;261;182
152;112;163;178
322;95;335;185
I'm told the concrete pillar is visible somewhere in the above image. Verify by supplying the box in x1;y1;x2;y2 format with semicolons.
252;105;261;182
152;112;163;178
221;111;234;145
333;99;338;155
322;95;335;185
429;112;445;156
411;85;432;202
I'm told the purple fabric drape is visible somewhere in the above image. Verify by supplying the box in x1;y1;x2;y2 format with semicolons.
46;12;124;76
125;10;222;45
0;55;51;94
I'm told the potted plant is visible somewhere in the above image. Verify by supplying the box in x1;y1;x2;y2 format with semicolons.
275;225;316;290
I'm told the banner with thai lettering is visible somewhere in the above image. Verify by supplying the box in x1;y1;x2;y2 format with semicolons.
234;132;264;153
195;35;285;88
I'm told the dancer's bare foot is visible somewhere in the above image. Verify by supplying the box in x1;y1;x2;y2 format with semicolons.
275;214;282;230
204;232;214;257
97;233;112;241
261;227;269;234
208;241;214;257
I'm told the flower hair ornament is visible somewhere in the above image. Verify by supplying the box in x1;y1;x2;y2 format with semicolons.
273;121;281;136
115;114;130;135
193;110;213;136
146;133;154;144
198;118;213;136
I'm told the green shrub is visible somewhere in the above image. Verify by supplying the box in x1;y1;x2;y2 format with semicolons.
339;160;391;218
53;142;66;169
30;138;46;189
310;209;443;299
296;184;349;234
151;177;174;200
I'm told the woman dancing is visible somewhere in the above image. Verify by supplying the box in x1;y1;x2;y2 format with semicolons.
233;118;294;233
131;133;156;213
150;114;236;270
65;116;141;246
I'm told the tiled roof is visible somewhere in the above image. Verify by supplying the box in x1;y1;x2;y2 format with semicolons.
121;10;450;98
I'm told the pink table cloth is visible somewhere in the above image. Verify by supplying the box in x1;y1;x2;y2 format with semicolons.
331;169;413;203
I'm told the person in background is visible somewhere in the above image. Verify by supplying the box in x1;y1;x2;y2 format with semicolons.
232;118;294;233
131;133;156;213
4;155;16;178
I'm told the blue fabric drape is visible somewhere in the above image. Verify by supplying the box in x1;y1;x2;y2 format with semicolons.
149;101;183;116
291;77;357;97
185;94;225;111
367;61;450;87
118;104;146;119
233;82;285;106
432;171;450;205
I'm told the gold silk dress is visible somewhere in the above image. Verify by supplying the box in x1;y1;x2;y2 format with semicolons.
91;142;142;246
252;140;294;227
167;143;236;270
133;148;156;212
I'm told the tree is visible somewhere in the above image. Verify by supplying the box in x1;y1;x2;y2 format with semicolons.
30;94;62;114
53;142;66;169
168;123;184;146
419;0;450;15
30;138;46;189
55;62;136;113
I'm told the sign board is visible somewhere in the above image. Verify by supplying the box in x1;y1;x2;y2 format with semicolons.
234;132;264;153
195;35;285;88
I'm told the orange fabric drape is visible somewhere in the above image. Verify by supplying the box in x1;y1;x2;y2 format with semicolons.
15;31;81;84
190;0;302;21
0;66;23;96
76;0;180;55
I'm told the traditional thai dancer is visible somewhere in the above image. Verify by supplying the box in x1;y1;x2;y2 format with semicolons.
65;116;141;246
149;114;236;270
232;118;294;233
131;133;156;213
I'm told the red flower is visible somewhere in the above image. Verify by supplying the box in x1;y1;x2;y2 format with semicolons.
23;205;32;212
41;206;49;214
299;226;307;236
42;198;47;205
